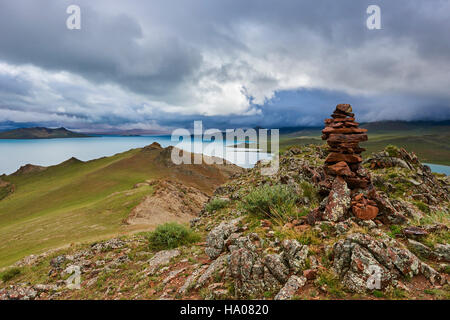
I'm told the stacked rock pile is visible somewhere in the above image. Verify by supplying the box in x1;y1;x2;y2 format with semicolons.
322;104;379;220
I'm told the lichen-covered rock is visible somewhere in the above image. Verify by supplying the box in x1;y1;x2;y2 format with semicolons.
333;239;394;293
50;255;66;268
263;254;289;283
205;217;242;259
434;244;450;262
196;254;228;288
91;238;125;252
144;249;180;275
408;239;435;259
0;285;38;300
274;275;307;300
369;191;407;224
178;264;208;295
333;233;443;293
225;232;291;297
227;245;265;297
323;177;351;222
281;239;309;273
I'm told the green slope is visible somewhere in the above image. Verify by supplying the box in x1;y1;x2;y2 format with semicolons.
0;145;236;267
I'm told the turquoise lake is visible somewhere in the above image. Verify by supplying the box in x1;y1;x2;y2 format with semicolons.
423;163;450;176
0;136;272;175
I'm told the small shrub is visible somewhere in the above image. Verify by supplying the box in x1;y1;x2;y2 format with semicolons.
205;198;228;213
299;181;319;205
391;288;407;299
0;267;21;282
241;184;298;219
385;145;400;157
148;223;201;250
388;225;402;238
372;290;384;298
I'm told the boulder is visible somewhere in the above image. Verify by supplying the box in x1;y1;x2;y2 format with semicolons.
274;275;307;300
145;249;180;275
333;233;443;293
323;177;351;222
205;217;242;259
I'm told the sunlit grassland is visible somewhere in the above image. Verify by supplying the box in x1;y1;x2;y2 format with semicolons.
0;148;159;267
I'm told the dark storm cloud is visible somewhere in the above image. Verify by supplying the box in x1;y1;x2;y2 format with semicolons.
0;0;202;98
0;0;449;129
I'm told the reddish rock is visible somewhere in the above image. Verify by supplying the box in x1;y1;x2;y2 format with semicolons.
303;269;318;280
294;225;310;233
324;176;351;222
306;208;322;226
402;226;428;238
336;103;353;114
326;161;353;176
352;204;379;220
284;222;294;229
322;127;367;135
325;153;363;164
261;219;272;228
327;133;368;144
345;176;370;189
354;193;364;202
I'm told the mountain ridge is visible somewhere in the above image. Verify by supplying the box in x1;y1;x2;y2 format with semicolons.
0;127;91;139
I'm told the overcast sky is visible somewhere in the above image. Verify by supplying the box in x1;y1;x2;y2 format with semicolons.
0;0;449;131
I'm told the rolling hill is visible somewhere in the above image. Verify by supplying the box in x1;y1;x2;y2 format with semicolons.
0;143;242;267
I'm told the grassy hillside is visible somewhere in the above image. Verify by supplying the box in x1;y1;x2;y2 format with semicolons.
279;121;450;165
0;127;90;139
0;145;238;267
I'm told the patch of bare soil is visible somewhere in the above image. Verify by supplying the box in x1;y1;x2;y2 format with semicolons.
125;179;209;227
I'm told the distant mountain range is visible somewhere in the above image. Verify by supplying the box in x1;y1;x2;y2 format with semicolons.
0;127;90;139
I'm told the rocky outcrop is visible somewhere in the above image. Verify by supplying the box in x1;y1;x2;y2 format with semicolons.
205;218;243;259
280;239;309;273
366;146;450;207
274;275;307;300
207;230;313;298
144;249;180;275
333;233;444;293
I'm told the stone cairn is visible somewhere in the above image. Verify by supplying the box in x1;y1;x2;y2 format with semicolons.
321;104;379;220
